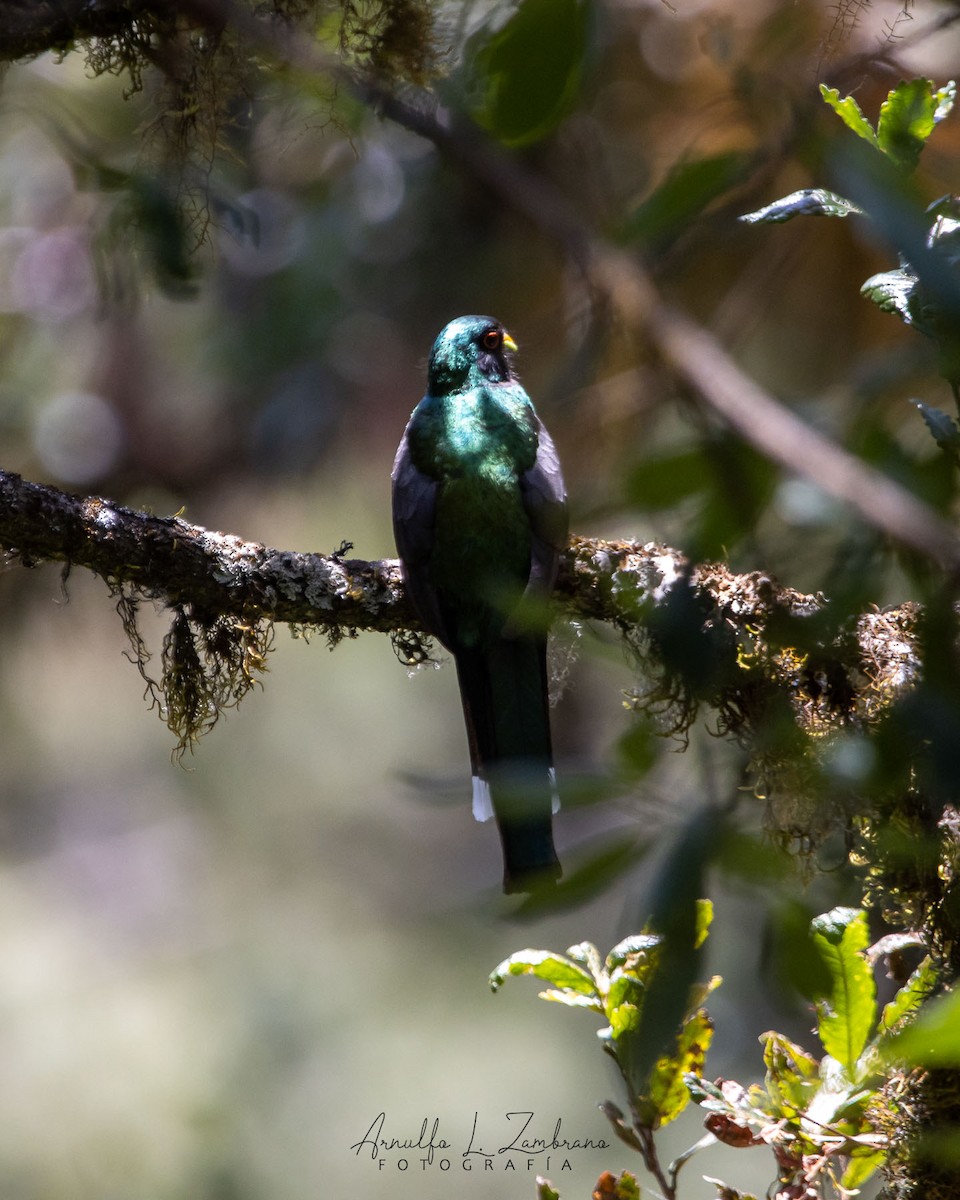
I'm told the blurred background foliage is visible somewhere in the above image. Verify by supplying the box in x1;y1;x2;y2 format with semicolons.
0;0;959;1197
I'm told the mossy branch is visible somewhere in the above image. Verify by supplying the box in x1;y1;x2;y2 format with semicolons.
0;467;918;757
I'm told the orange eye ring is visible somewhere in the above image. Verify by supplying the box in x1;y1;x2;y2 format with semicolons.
482;329;501;350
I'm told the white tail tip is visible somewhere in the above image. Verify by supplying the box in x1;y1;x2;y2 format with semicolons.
472;776;494;822
472;771;560;820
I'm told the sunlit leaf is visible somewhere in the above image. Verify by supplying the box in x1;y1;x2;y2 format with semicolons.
888;987;960;1065
810;908;876;1073
618;813;720;1097
861;267;924;328
639;1007;714;1127
820;84;879;147
611;1170;641;1200
468;0;589;147
606;997;642;1040
761;1031;820;1114
606;933;661;972
489;949;599;999
565;941;605;981
739;188;863;225
878;956;936;1034
866;931;928;966
694;898;713;950
840;1147;887;1192
806;1054;875;1129
589;1170;642;1200
877;78;954;173
606;966;646;1022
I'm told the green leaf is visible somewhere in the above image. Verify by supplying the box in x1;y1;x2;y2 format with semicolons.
684;1075;725;1107
565;940;605;981
605;1000;642;1041
807;1054;875;1130
610;1172;641;1200
619;813;718;1095
640;1008;714;1128
810;908;876;1073
467;0;589;147
605;968;647;1035
839;1147;886;1191
606;933;661;972
599;1101;644;1152
877;79;954;173
489;949;599;1000
739;188;863;225
820;84;880;146
861;267;925;329
879;956;936;1034
622;151;754;247
694;898;713;950
537;1179;561;1200
888;987;960;1065
761;1031;820;1114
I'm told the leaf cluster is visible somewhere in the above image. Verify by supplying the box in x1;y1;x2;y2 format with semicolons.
742;79;960;435
491;902;720;1197
688;908;934;1199
493;906;938;1200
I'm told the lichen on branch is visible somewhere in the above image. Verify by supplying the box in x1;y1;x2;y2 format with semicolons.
0;467;922;767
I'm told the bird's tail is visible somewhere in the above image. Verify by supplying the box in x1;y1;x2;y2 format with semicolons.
455;638;561;893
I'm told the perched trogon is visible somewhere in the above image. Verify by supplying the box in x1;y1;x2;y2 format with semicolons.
391;316;568;892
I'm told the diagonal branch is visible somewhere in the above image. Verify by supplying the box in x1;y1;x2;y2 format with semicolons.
176;0;960;572
368;89;960;573
4;0;957;570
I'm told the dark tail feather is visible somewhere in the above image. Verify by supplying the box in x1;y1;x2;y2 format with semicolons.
455;637;561;893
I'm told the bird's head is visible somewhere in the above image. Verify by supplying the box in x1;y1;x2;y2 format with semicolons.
427;315;518;393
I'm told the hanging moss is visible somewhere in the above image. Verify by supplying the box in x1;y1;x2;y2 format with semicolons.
2;1;443;248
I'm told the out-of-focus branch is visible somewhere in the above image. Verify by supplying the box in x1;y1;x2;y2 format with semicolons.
4;0;957;569
181;0;960;572
369;90;960;573
0;0;154;62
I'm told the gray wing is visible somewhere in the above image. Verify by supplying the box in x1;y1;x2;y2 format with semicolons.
520;418;568;596
391;422;450;646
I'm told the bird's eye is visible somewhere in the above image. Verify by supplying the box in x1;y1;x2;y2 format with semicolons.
482;329;501;351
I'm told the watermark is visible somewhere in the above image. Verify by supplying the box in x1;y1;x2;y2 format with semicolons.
350;1110;610;1173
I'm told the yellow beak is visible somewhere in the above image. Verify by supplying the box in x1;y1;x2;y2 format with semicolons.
503;332;518;353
